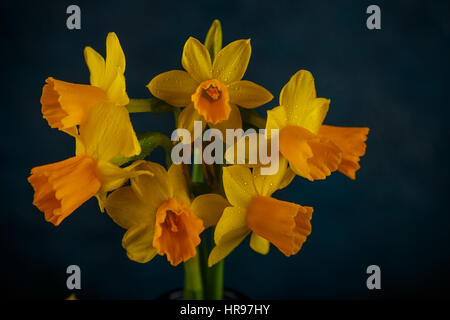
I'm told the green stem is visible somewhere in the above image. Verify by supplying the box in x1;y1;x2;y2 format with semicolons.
126;98;175;114
199;232;209;292
183;155;205;300
208;258;224;300
239;108;266;129
183;252;204;300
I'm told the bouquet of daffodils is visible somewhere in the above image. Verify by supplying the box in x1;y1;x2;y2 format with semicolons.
28;20;369;299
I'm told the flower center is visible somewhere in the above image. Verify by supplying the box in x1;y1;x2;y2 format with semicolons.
191;79;231;125
204;85;221;100
164;210;180;232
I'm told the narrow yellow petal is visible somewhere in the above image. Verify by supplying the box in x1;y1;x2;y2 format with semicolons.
177;104;206;142
280;70;316;108
249;232;270;255
222;165;256;208
279;70;329;134
147;70;198;107
122;223;158;263
103;32;126;89
252;157;289;197
228;80;273;109
212;39;251;84
168;164;191;205
208;231;249;267
265;105;288;138
191;194;229;228
96;160;150;194
106;68;129;106
182;37;212;83
209;206;250;266
130;161;171;211
84;46;105;87
278;164;296;190
105;186;153;229
204;19;222;60
79;102;140;161
297;98;330;134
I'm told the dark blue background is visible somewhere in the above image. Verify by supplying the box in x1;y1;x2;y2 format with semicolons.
1;0;449;299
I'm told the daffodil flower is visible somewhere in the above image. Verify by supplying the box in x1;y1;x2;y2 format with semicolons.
40;32;133;138
28;100;146;226
266;70;369;181
147;37;273;138
28;32;143;226
105;162;229;266
208;158;313;266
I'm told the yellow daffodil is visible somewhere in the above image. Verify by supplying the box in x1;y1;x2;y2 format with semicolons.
28;101;145;226
105;162;229;266
40;32;132;136
208;158;313;266
147;37;273;137
266;70;369;180
28;32;143;226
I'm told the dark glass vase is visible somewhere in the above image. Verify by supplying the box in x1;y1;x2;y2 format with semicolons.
156;288;250;300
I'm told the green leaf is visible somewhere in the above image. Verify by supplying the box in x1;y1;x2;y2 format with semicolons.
111;132;173;167
126;98;175;114
204;19;222;61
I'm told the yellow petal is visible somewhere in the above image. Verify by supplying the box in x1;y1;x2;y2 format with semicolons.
79;101;140;161
228;80;273;109
177;104;206;142
147;70;198;107
297;98;330;134
96;160;150;194
105;186;153;229
84;46;106;88
278;164;296;190
204;19;222;60
279;70;329;134
168;164;191;205
212;39;251;84
130;161;171;211
122;222;158;263
209;206;250;266
103;32;126;89
222;165;256;207
280;70;316;108
106;68;129;106
249;232;270;255
208;104;242;138
191;194;229;228
182;37;212;83
252;157;289;197
265;105;288;139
